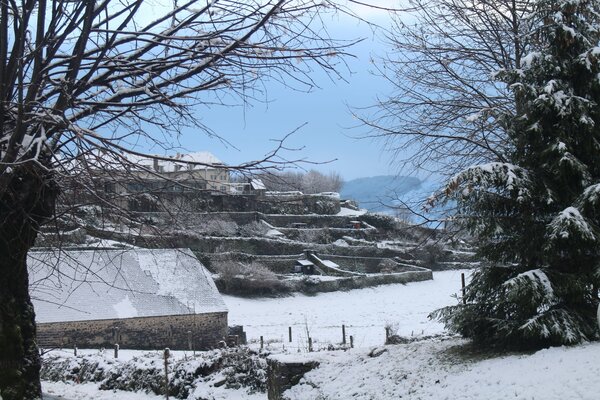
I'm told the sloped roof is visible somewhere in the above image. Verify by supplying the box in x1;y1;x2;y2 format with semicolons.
250;178;266;190
128;151;225;172
29;248;227;323
61;150;226;174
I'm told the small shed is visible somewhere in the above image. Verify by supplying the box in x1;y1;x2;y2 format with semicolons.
294;259;316;275
29;248;228;350
250;178;266;191
348;220;362;229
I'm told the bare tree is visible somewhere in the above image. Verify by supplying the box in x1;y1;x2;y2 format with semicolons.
0;1;357;397
302;169;343;193
258;169;343;193
358;0;535;178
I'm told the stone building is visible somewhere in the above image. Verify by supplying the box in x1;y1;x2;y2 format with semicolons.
64;150;232;212
29;248;228;350
105;151;231;211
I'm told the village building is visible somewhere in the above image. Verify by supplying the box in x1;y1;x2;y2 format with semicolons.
122;151;231;192
29;248;228;351
101;151;232;211
63;150;276;212
62;150;231;211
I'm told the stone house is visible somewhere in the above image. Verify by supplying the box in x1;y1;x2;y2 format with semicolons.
107;151;231;211
29;248;228;350
65;151;231;212
123;151;230;192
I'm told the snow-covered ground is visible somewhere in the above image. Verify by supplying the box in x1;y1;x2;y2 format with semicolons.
336;207;367;216
44;381;164;400
42;269;600;400
282;338;600;400
223;270;468;350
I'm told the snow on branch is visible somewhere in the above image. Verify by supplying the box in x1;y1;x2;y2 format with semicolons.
519;308;591;344
578;46;600;71
431;162;531;206
547;206;595;243
577;183;600;215
502;269;556;304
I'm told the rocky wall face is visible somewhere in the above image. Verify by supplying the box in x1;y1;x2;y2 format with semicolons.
267;358;319;400
263;214;356;228
258;196;340;215
37;312;228;351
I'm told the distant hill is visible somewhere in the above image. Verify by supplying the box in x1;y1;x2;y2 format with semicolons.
340;175;440;215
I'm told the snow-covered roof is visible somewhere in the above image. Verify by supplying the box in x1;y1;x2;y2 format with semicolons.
63;150;226;173
250;178;266;190
126;151;226;172
29;248;227;323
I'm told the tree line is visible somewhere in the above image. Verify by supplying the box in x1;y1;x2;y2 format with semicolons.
251;170;344;194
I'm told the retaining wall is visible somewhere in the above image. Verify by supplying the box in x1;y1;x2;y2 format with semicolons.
267;358;319;400
288;269;433;294
37;312;228;351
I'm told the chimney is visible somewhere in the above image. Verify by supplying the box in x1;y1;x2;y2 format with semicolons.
153;158;159;172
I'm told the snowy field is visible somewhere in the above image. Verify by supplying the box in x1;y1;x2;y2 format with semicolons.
282;337;600;400
223;270;468;350
42;269;600;400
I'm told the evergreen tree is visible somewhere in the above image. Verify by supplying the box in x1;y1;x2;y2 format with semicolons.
433;0;600;348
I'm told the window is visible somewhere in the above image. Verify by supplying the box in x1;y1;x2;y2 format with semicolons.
104;182;116;193
126;182;145;192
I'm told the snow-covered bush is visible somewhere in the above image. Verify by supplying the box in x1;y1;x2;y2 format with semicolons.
358;213;397;231
212;261;290;297
41;347;269;399
237;221;269;237
197;219;238;237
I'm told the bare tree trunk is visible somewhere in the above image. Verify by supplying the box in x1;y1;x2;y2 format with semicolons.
0;164;57;399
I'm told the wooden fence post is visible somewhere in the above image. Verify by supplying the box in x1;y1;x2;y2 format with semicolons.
260;336;264;350
342;325;346;345
164;348;170;400
308;337;313;352
114;343;119;359
461;272;466;304
74;344;77;357
289;326;292;343
350;335;354;348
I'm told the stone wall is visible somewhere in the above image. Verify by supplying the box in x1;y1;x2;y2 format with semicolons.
127;211;261;226
258;194;340;215
267;358;319;400
262;214;357;228
203;252;302;273
37;312;228;351
288;269;433;294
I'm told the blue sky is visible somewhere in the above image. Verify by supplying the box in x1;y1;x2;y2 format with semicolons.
170;3;405;181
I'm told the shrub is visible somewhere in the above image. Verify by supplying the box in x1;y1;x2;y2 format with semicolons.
213;261;290;297
358;213;397;231
200;218;238;236
237;221;269;237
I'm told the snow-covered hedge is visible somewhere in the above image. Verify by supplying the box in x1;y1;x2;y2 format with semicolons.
41;347;268;399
